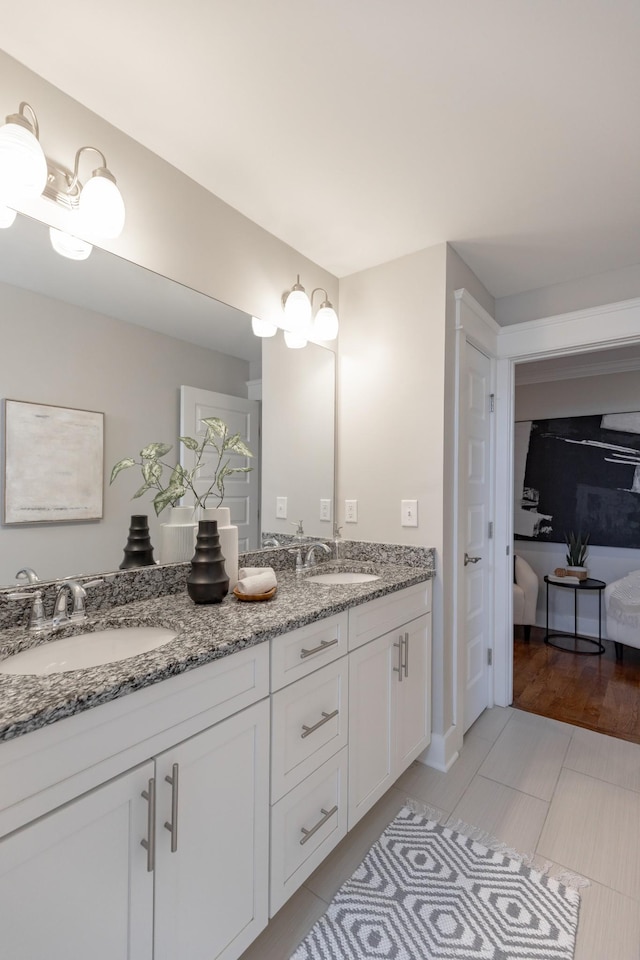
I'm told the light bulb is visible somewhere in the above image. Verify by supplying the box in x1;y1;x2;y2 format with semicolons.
312;304;339;340
0;205;17;228
79;169;125;238
283;277;311;332
49;228;93;261
284;330;308;349
0;117;47;205
251;316;278;338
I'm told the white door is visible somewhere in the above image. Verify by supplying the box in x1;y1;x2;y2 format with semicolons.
180;386;260;550
0;762;154;960
463;344;494;732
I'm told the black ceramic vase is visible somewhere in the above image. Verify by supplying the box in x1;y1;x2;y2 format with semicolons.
187;520;230;604
119;514;155;569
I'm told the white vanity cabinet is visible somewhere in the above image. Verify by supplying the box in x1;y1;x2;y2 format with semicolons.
348;583;432;828
0;644;270;960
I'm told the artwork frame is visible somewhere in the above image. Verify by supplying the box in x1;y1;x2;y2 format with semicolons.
514;410;640;549
3;399;104;525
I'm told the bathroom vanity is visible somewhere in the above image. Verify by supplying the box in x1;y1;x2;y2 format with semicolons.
0;557;433;960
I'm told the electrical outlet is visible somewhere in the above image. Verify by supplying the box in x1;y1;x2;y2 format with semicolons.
345;499;358;523
320;499;332;522
401;499;418;527
276;496;287;519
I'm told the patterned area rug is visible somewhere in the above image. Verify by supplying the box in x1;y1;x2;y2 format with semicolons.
290;807;580;959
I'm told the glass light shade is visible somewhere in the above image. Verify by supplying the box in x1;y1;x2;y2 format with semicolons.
0;120;47;204
0;205;17;228
312;305;339;340
79;171;125;238
284;329;308;349
49;227;93;261
283;288;311;331
251;316;278;338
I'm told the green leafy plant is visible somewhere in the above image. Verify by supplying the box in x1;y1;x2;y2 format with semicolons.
565;530;589;567
110;417;253;516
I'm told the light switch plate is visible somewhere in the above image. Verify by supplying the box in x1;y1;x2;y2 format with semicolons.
401;499;418;527
320;499;332;521
276;496;287;519
345;499;358;523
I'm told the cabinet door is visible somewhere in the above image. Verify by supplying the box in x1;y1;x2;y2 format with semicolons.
348;630;395;828
394;614;431;774
0;762;154;960
154;698;269;960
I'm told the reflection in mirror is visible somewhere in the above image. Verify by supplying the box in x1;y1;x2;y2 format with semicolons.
0;213;335;585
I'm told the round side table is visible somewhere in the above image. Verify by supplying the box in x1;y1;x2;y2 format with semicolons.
543;576;606;655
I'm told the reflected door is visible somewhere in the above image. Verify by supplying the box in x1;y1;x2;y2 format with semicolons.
180;386;260;550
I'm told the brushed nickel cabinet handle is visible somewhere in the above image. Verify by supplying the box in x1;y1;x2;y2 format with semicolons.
301;708;339;739
299;805;338;845
164;763;179;853
393;637;403;682
404;631;409;678
300;637;339;660
140;777;156;873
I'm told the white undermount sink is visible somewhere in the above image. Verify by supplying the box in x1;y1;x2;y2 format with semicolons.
305;571;380;585
0;626;177;676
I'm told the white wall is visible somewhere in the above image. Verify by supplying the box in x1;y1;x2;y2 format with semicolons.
0;281;250;583
515;369;640;636
496;261;640;326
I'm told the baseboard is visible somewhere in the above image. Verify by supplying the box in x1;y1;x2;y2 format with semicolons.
417;727;460;772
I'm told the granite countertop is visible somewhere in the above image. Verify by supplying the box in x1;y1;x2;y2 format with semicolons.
0;560;433;742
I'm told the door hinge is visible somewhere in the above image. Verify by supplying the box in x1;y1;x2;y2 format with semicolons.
488;521;493;539
489;393;495;413
487;649;493;666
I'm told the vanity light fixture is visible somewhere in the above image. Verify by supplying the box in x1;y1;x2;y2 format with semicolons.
0;101;126;259
283;329;309;349
281;275;339;346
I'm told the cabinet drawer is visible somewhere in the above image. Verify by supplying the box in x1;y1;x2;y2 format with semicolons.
270;613;348;691
270;747;348;916
271;658;348;802
348;581;432;651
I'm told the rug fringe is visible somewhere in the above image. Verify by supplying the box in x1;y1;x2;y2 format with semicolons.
403;797;590;893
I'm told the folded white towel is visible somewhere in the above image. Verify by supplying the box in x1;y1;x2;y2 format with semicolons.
238;566;276;580
235;569;278;596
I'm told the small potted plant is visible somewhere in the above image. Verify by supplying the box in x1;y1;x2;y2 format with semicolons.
110;417;252;572
565;531;589;580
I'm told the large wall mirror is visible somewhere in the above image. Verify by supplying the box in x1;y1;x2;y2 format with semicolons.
0;213;336;585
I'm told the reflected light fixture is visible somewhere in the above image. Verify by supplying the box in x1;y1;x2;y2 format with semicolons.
0;102;126;260
0;205;17;228
251;316;278;338
283;329;308;349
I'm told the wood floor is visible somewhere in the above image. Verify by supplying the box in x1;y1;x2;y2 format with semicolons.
512;626;640;744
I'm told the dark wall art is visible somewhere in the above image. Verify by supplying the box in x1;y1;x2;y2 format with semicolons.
514;411;640;549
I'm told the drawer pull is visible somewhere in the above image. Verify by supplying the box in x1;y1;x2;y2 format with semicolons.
300;804;338;845
300;637;339;660
301;708;339;739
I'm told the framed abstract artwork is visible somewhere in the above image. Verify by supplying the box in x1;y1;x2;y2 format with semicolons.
3;399;104;524
514;411;640;549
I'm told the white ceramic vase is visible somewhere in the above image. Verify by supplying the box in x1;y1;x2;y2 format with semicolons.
200;506;239;589
158;506;197;565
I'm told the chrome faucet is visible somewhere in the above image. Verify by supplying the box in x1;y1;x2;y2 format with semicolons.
52;578;105;626
288;541;331;572
15;567;40;584
262;537;281;548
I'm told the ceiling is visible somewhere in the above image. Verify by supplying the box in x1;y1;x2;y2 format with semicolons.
2;0;640;299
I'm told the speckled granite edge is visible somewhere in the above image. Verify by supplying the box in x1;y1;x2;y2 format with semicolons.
0;558;433;741
0;540;435;633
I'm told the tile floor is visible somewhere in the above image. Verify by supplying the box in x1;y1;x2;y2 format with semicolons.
240;707;640;959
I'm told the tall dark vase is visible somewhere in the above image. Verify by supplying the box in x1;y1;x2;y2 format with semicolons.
119;514;155;569
187;520;229;604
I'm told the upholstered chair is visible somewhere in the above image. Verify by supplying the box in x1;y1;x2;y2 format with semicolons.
605;571;640;660
513;554;539;641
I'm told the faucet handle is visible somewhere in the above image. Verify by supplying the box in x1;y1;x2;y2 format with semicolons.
8;589;47;633
15;567;39;584
291;520;305;537
287;547;304;572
